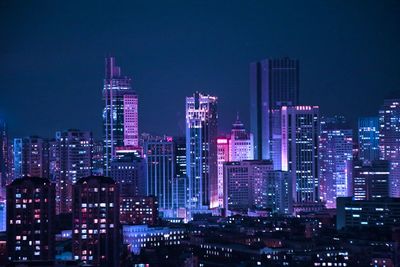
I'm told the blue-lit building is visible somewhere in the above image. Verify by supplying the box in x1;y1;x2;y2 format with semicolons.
185;92;218;213
336;197;400;230
358;117;380;164
250;58;299;161
319;116;353;208
379;98;400;197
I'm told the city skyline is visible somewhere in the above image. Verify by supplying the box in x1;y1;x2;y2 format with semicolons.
1;1;400;138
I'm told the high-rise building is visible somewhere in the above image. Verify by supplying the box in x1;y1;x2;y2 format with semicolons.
223;160;291;214
144;136;174;214
72;176;120;267
173;137;187;213
92;140;104;176
56;130;92;214
379;98;400;197
352;160;390;200
186;92;218;213
250;58;299;160
0;120;10;193
229;115;254;162
103;57;139;176
6;177;55;263
110;153;146;198
13;137;49;179
217;136;230;208
358;117;380;164
319;116;353;208
281;106;320;205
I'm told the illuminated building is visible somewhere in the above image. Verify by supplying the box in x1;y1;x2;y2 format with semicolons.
144;136;174;214
173;137;187;211
250;58;299;160
352;160;390;200
319;116;353;208
6;177;55;263
123;225;186;255
120;196;158;225
336;197;400;230
379;98;400;197
358;117;380;164
230;115;253;162
185;92;218;213
56;129;92;214
91;140;104;176
223;160;291;214
217;136;230;208
13;137;49;179
281;106;320;205
110;153;146;198
103;57;139;176
0;120;10;195
72;176;120;267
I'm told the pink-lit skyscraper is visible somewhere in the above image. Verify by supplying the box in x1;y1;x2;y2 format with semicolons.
103;57;139;176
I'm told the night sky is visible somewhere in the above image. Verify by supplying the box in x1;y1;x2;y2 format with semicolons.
1;1;399;139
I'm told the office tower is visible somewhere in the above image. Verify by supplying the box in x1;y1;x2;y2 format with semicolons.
92;140;104;176
56;130;92;214
319;116;353;208
379;98;400;197
120;196;158;225
186;92;218;212
48;139;59;184
358;117;380;164
0;200;5;232
144;136;174;214
6;177;55;263
230;115;254;162
173;137;187;212
0;120;10;193
72;176;120;267
103;57;139;176
352;160;390;200
336;197;400;230
13;137;49;179
217;137;230;208
250;58;299;160
281;106;320;205
110;153;146;198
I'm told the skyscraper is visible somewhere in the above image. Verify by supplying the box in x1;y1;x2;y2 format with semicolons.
72;176;120;267
173;137;187;212
281;106;320;205
186;92;218;213
379;98;400;197
229;115;254;162
6;177;55;263
358;117;380;164
319;117;353;208
13;137;49;179
250;58;299;160
217;136;230;208
56;130;92;214
0;120;10;193
144;136;174;214
103;57;139;176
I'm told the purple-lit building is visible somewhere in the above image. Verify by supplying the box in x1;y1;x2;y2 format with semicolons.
72;176;120;267
56;129;92;214
103;57;139;176
358;117;380;164
0;120;11;195
186;92;218;214
319;116;353;208
379;98;400;197
281;106;320;207
250;58;299;161
229;115;254;162
6;177;55;263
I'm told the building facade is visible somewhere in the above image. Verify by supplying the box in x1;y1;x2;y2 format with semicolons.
6;177;55;263
358;117;380;164
185;92;218;213
250;58;299;160
72;176;120;267
103;57;138;176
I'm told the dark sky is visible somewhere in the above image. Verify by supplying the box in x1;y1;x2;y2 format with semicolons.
1;0;399;139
